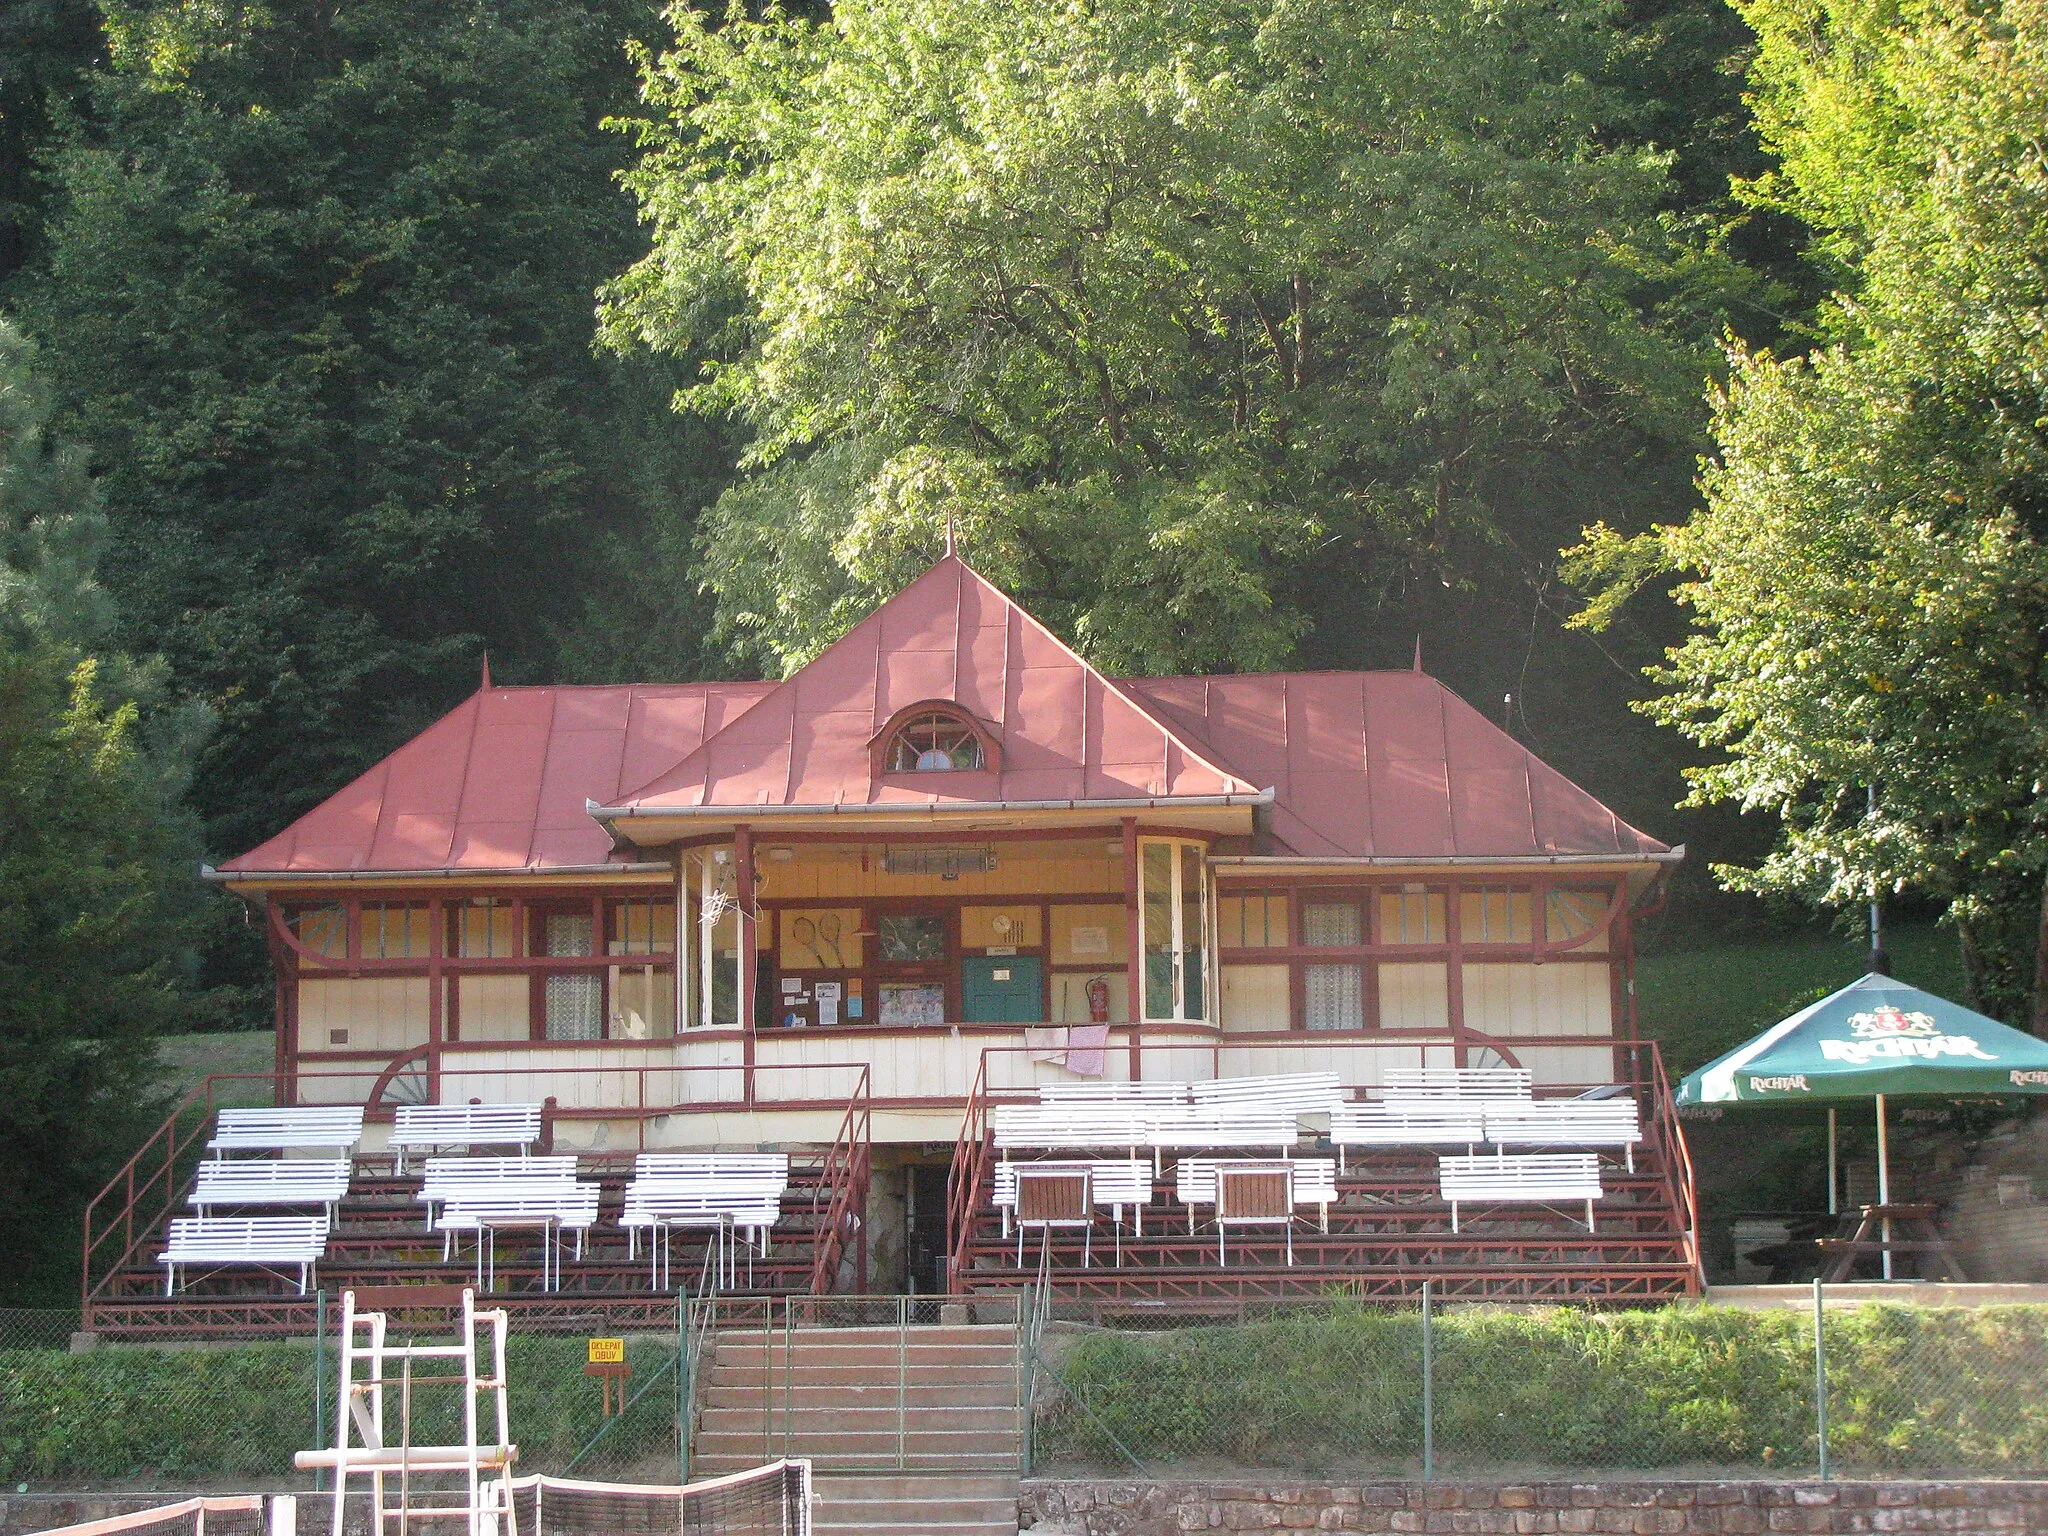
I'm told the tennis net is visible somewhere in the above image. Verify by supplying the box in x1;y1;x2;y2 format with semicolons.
26;1496;265;1536
517;1458;810;1536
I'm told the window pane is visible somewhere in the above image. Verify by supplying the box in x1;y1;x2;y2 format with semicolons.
545;974;603;1041
545;913;594;957
1305;964;1365;1031
878;914;947;963
1377;890;1443;945
1459;888;1532;943
1303;901;1362;946
1180;843;1207;1021
1142;843;1175;1018
291;904;348;958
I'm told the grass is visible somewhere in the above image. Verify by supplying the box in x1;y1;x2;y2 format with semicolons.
1038;1304;2048;1479
1635;921;1968;1077
151;1031;277;1109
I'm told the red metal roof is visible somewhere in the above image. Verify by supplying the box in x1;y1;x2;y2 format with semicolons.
1123;673;1669;861
605;557;1261;813
218;556;1668;877
217;682;776;874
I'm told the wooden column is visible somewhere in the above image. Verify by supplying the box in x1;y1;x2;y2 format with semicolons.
426;896;444;1106
1446;881;1467;1068
735;825;756;1102
1122;816;1143;1080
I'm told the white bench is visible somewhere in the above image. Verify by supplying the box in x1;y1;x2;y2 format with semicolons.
993;1159;1152;1264
437;1187;600;1291
190;1159;350;1219
1438;1153;1603;1233
991;1104;1150;1158
1039;1081;1190;1105
1175;1158;1339;1264
1382;1067;1532;1103
159;1216;330;1295
1328;1103;1486;1170
389;1103;545;1173
207;1107;365;1157
1146;1107;1300;1170
417;1156;581;1229
622;1154;792;1286
1484;1101;1642;1171
1189;1073;1343;1119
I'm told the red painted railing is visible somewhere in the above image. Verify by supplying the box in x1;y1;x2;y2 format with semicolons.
943;1035;1706;1297
807;1067;874;1294
83;1057;876;1309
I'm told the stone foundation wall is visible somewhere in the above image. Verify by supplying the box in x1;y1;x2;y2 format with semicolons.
1020;1478;2048;1535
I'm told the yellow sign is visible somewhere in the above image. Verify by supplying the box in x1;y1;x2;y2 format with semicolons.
587;1338;625;1365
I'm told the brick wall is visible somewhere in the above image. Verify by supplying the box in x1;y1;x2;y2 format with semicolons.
1020;1478;2048;1535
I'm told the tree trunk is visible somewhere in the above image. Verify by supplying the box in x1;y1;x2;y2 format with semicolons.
1958;912;1988;1013
2032;862;2048;1036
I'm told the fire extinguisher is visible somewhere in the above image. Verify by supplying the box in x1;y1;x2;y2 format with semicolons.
1086;975;1111;1024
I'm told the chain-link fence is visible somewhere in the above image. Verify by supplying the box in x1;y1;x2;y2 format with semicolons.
1028;1286;2048;1481
0;1303;684;1488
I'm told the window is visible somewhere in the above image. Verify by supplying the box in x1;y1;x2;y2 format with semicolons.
1378;888;1444;945
885;709;986;772
1460;886;1533;944
360;902;429;959
1140;838;1209;1022
1219;893;1286;948
288;903;348;959
608;898;675;955
1304;964;1365;1030
543;912;601;1041
1302;900;1363;947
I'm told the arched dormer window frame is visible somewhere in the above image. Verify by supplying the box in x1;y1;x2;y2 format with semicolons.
870;701;1001;777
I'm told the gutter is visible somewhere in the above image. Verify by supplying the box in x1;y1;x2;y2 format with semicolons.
586;789;1276;820
202;861;675;883
1209;845;1685;867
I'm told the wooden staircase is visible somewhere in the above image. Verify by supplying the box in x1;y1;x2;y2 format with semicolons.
691;1320;1023;1536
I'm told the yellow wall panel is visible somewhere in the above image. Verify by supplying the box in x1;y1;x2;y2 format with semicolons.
1461;961;1613;1038
1378;962;1450;1030
1220;964;1290;1032
457;975;530;1042
1050;903;1127;964
299;977;429;1053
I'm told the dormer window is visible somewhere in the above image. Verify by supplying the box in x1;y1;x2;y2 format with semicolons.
887;709;987;772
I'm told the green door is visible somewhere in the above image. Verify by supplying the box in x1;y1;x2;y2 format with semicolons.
961;955;1045;1023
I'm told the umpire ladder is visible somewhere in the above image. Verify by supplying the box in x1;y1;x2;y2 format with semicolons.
295;1286;518;1536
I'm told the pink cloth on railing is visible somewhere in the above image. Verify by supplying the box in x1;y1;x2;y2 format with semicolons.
1025;1027;1067;1063
1064;1024;1110;1077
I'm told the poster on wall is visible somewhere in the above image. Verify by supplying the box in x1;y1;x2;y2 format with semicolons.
879;982;946;1027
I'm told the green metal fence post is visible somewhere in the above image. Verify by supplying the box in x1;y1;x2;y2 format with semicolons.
312;1288;328;1493
1421;1281;1435;1484
677;1293;688;1484
1813;1278;1829;1481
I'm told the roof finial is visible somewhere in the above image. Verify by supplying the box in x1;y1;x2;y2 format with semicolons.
480;651;492;691
944;514;957;558
1412;635;1423;673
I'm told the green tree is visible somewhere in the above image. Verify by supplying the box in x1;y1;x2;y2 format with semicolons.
1571;0;2048;1023
602;0;1750;677
12;0;711;855
0;313;217;1301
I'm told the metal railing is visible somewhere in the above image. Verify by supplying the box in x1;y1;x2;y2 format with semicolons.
82;1059;874;1310
947;1036;1704;1297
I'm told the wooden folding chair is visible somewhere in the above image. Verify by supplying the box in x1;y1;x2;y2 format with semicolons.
1216;1163;1296;1265
1016;1168;1094;1267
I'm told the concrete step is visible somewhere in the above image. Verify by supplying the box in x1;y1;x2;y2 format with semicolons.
712;1343;1016;1368
707;1382;1019;1408
695;1429;1020;1460
708;1363;1018;1389
700;1417;1019;1441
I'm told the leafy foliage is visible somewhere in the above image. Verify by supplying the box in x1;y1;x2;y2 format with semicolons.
0;314;220;1301
13;0;713;855
1043;1303;2048;1475
604;0;1750;677
1570;0;2048;1019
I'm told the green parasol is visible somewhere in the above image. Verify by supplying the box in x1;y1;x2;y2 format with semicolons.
1676;972;2048;1276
